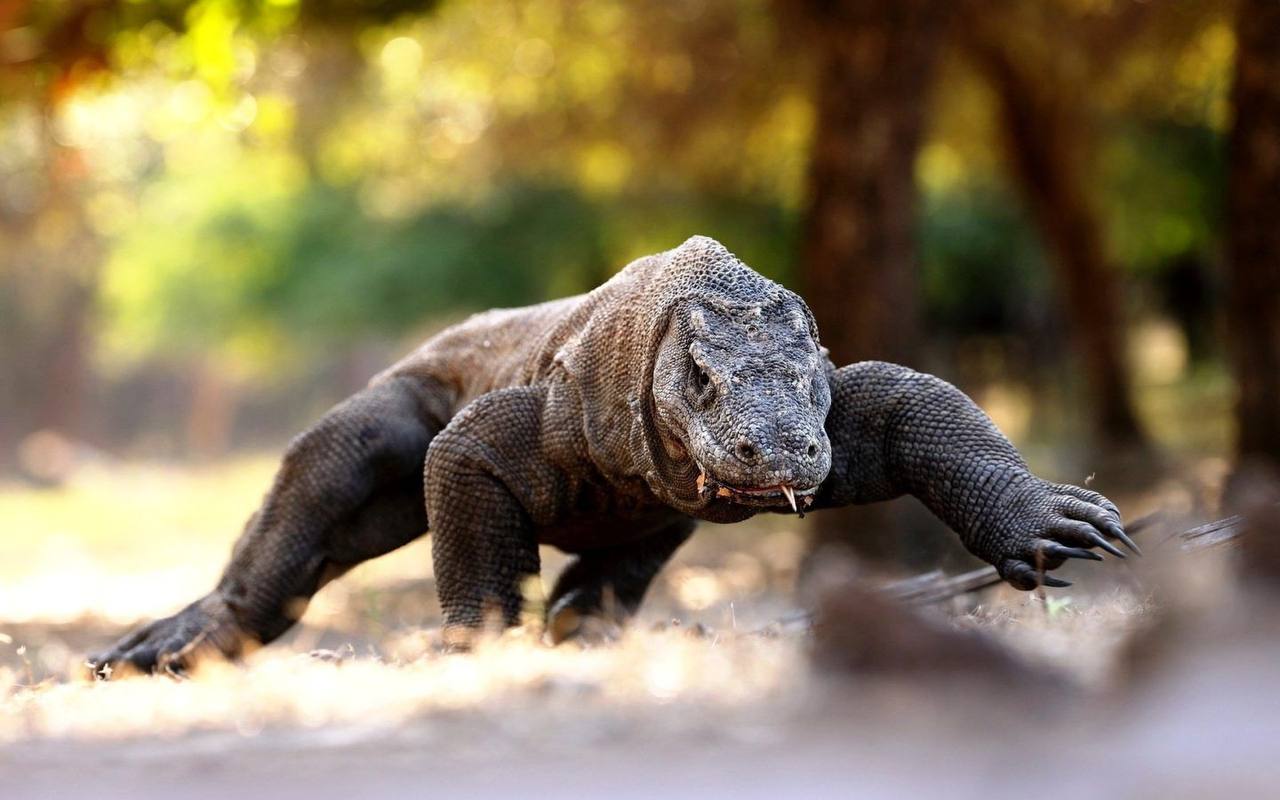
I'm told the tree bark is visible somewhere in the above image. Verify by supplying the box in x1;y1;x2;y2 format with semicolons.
1226;0;1280;472
797;0;948;367
969;39;1149;449
791;0;954;567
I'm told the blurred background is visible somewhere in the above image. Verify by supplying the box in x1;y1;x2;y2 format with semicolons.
0;0;1277;631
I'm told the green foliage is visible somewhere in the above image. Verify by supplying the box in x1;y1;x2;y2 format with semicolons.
919;183;1052;336
1100;121;1225;274
9;0;1235;383
103;175;607;364
262;182;611;337
598;192;797;286
102;165;798;371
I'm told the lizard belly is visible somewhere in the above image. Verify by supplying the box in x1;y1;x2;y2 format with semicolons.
535;489;686;554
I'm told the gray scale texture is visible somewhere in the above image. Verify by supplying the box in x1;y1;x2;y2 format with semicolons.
91;236;1129;673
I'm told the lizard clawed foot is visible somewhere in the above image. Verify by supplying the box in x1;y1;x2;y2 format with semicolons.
995;480;1133;591
87;594;244;679
546;592;624;646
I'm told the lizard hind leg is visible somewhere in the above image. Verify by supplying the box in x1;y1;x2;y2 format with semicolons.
89;374;450;677
546;518;696;645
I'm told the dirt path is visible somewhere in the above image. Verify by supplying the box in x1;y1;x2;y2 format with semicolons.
5;621;1280;800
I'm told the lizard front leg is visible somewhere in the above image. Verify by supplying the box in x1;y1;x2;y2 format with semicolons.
546;517;696;643
813;361;1136;589
425;387;566;643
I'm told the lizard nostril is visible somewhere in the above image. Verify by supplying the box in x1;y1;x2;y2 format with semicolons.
735;440;759;463
806;442;818;458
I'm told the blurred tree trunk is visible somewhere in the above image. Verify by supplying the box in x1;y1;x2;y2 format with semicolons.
292;31;364;176
0;115;99;477
789;0;955;566
798;0;948;367
0;6;111;475
968;38;1149;451
1226;0;1280;476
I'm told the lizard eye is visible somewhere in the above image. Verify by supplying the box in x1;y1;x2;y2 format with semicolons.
688;358;715;407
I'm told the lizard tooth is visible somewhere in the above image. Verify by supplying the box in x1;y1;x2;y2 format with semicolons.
781;485;797;513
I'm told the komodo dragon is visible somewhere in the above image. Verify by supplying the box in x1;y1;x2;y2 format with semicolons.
90;236;1134;675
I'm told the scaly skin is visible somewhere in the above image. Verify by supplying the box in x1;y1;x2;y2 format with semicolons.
90;236;1132;675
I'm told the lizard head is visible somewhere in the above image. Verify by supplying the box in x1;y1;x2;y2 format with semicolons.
651;290;833;512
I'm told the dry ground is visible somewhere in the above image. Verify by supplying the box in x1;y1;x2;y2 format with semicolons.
2;456;1277;799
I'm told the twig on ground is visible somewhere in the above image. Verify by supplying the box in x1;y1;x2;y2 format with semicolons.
759;510;1249;634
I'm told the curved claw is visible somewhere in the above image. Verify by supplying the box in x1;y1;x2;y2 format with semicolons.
1058;492;1136;557
1004;560;1071;591
1053;517;1126;559
88;595;241;679
1005;562;1038;591
1041;542;1103;562
1094;536;1125;559
1106;522;1141;556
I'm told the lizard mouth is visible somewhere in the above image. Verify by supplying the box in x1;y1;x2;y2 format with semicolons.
694;464;818;513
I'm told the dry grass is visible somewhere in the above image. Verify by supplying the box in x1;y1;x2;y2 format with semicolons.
0;627;808;741
7;458;1280;799
0;456;1160;744
0;456;812;742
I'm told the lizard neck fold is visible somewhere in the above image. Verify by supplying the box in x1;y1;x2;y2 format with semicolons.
554;236;785;520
